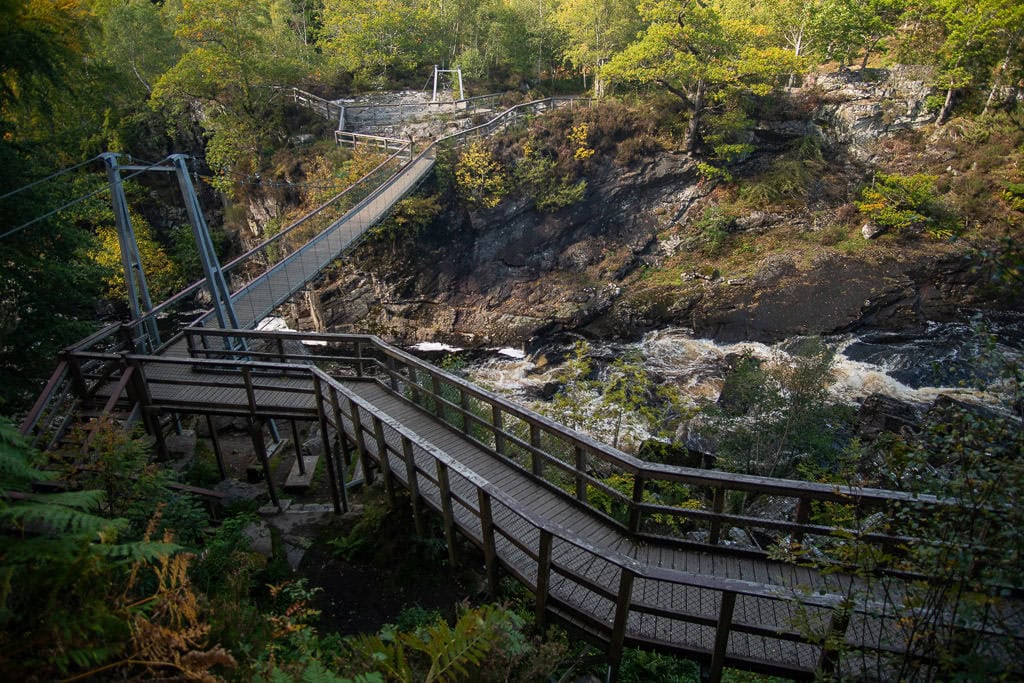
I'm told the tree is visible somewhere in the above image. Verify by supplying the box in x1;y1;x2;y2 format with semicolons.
703;340;852;479
93;0;182;96
152;0;313;184
319;0;437;87
603;0;799;154
454;140;509;208
923;0;1024;123
810;0;905;69
553;0;640;96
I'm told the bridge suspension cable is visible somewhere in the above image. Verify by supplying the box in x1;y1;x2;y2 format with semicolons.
0;154;102;201
0;156;176;241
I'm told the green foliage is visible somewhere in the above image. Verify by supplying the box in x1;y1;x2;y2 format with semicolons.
0;417;180;679
455;141;510;209
394;605;444;632
320;0;436;87
856;172;951;234
372;194;443;242
783;369;1024;679
703;340;854;480
346;604;518;682
544;341;687;453
515;140;588;212
616;647;699;682
1002;182;1024;211
692;204;734;256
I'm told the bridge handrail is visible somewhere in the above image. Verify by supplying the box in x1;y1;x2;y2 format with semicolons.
340;92;504;117
181;326;956;559
51;345;1023;675
106;348;847;608
105;146;412;351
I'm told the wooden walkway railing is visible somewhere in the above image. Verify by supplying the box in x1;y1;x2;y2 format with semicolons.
41;326;1023;680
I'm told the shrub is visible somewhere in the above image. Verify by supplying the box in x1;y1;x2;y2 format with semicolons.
692;205;735;256
855;172;949;233
1003;182;1024;211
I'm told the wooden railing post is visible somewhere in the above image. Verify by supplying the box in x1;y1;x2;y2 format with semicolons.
431;374;444;419
355;342;364;377
127;357;167;460
371;416;395;504
312;376;343;514
276;337;286;363
347;398;374;485
530;424;543;477
709;486;726;545
435;460;458;568
708;591;737;683
459;389;471;434
574;445;587;502
794;496;811;546
607;568;635;679
402;436;425;536
629;475;645;533
386;356;399;391
477;489;499;595
492;406;505;454
242;366;257;413
535;530;553;628
408;366;422;405
290;419;305;476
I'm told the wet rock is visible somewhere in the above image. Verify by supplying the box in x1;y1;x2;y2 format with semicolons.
857;393;923;439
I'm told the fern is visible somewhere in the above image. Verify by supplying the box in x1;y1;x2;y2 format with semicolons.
349;605;515;682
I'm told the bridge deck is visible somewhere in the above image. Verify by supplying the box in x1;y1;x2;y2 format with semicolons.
184;153;436;342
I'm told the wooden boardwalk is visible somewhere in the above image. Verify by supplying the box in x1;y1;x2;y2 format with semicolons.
80;328;1005;681
107;351;835;678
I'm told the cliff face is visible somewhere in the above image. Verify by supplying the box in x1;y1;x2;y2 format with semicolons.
299;69;1019;346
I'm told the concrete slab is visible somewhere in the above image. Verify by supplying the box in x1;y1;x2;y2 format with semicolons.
284;455;320;491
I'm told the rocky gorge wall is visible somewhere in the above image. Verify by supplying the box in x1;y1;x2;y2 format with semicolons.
286;68;1019;347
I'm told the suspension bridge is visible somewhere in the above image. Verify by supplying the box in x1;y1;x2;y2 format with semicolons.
15;94;1022;681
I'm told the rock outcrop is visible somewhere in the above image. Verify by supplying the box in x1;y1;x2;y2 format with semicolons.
290;68;1016;347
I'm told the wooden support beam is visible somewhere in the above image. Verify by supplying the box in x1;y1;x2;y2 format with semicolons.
629;475;645;533
794;496;811;546
290;419;305;476
709;486;726;545
312;376;343;514
431;374;444;419
459;389;471;434
607;568;635;680
250;418;280;510
492;406;505;454
817;603;851;676
372;416;396;505
402;436;425;537
530;424;542;477
708;591;737;683
575;445;587;502
478;489;499;595
206;415;227;480
535;530;553;628
436;460;458;568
